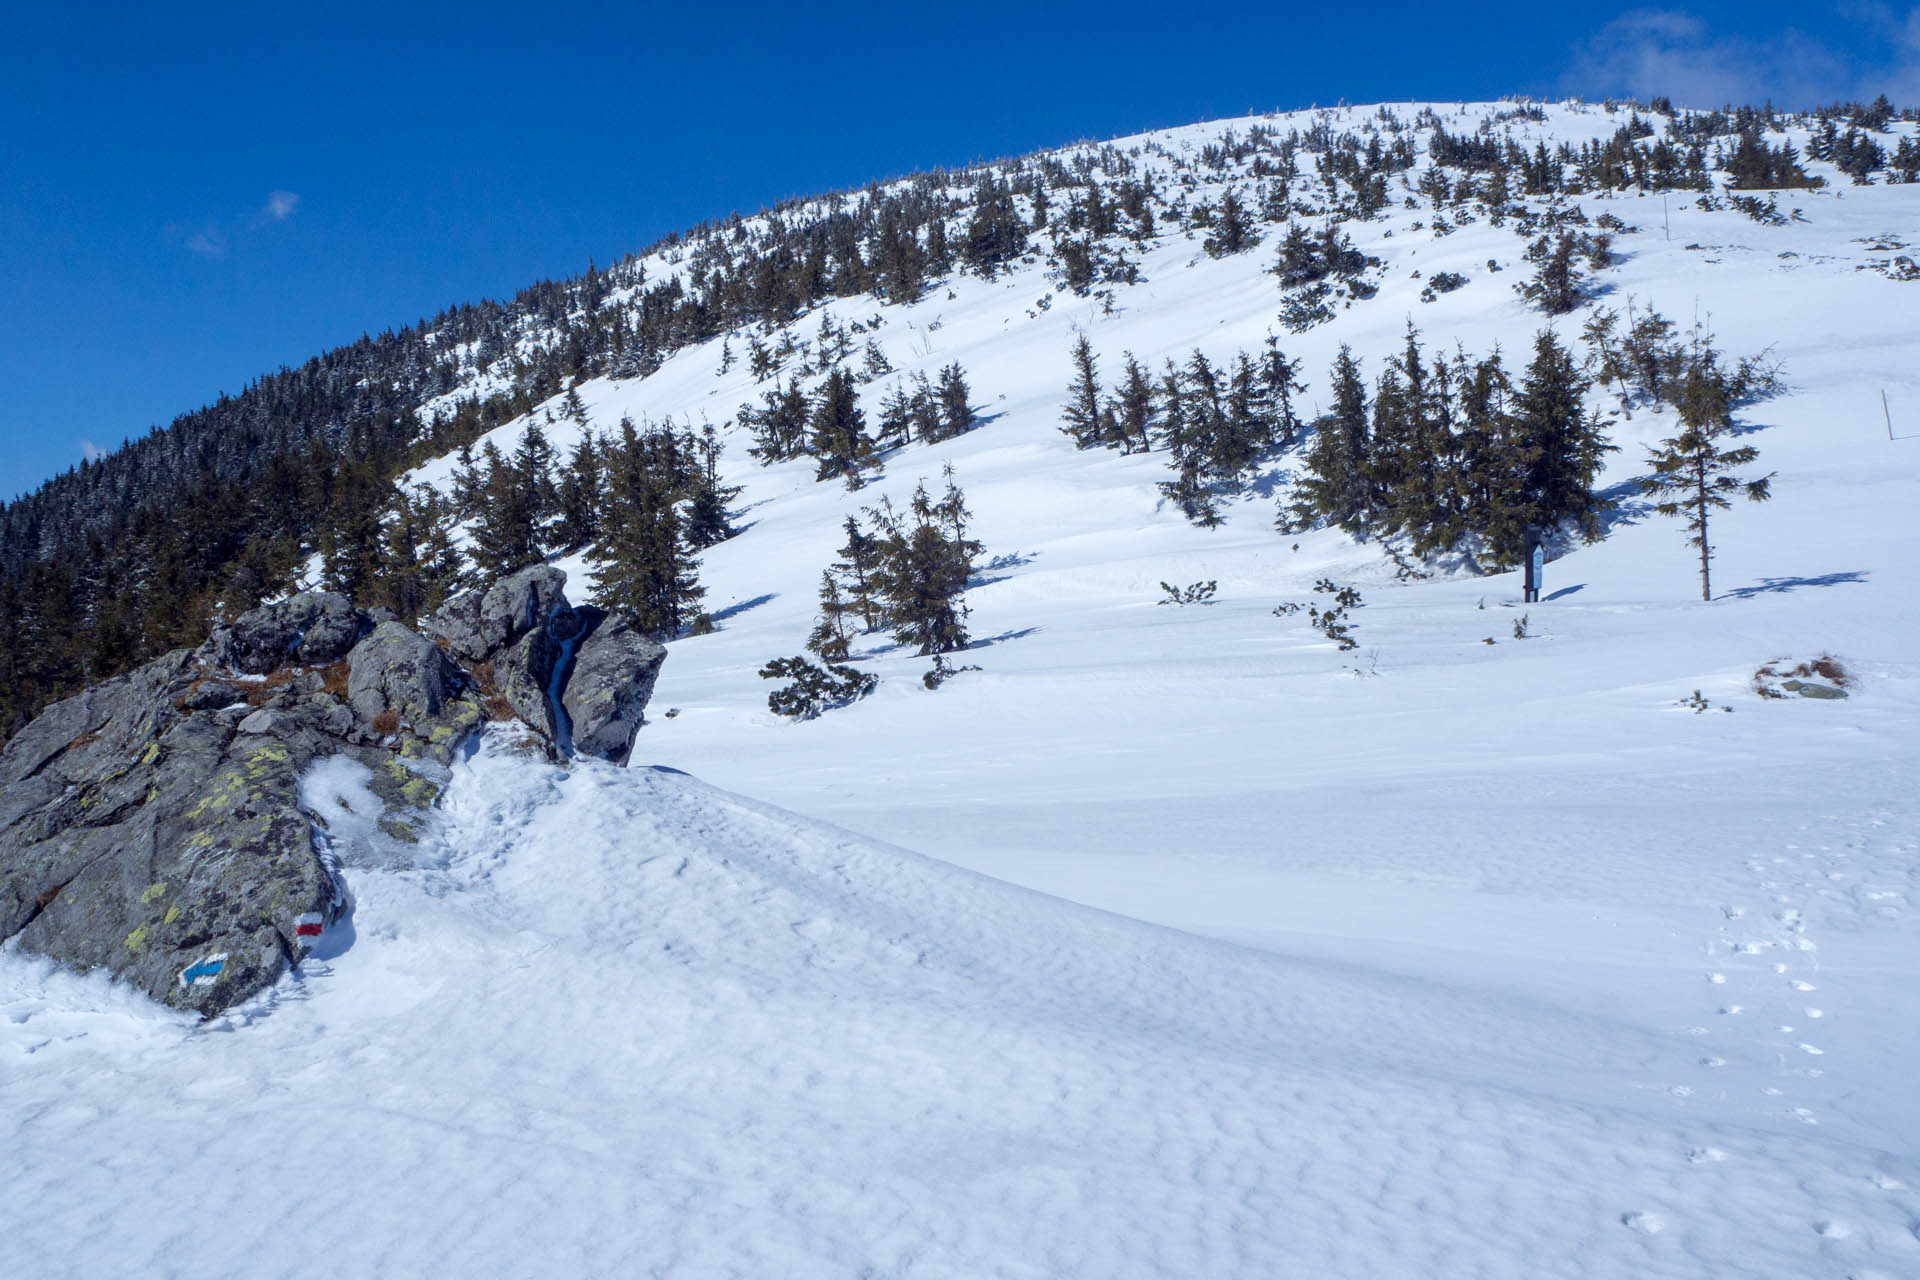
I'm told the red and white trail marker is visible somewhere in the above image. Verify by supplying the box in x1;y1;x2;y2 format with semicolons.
293;912;324;951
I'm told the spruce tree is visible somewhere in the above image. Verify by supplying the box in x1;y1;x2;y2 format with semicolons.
1203;188;1258;257
805;570;854;660
962;176;1028;277
1289;345;1372;532
1257;337;1305;450
934;363;974;441
832;514;884;632
868;477;980;655
744;379;810;463
1522;233;1583;315
554;433;604;552
318;459;388;598
680;423;739;551
587;419;705;637
1499;330;1613;562
1641;344;1774;600
808;367;871;483
1112;354;1157;454
1060;335;1103;448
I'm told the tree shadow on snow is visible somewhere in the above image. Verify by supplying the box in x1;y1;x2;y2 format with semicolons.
1593;479;1654;537
970;550;1038;589
712;592;776;622
1725;571;1868;598
968;626;1041;649
1243;460;1300;501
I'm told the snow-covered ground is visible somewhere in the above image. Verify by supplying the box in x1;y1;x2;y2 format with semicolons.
6;101;1920;1276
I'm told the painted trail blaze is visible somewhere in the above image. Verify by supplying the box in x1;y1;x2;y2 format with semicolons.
293;912;324;949
178;953;227;988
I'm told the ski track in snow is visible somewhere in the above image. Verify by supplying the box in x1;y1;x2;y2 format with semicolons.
6;100;1920;1277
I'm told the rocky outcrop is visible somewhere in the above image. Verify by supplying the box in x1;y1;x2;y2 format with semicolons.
347;622;458;724
0;570;664;1016
198;591;371;675
423;565;568;664
563;609;668;763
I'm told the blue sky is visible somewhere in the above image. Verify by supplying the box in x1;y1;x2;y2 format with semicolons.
3;1;1914;500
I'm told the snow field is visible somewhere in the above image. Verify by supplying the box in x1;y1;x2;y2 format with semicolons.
7;734;1919;1277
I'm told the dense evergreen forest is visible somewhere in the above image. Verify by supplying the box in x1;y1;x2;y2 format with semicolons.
2;95;1910;735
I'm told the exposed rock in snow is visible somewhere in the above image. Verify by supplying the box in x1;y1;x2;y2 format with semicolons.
562;608;667;765
0;570;666;1014
423;564;568;663
196;591;369;675
347;621;459;723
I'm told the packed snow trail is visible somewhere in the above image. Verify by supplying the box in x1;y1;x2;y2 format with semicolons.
5;730;1918;1278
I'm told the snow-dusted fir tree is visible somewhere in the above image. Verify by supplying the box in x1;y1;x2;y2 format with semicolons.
1060;335;1102;449
867;474;981;655
587;418;704;637
1641;343;1774;601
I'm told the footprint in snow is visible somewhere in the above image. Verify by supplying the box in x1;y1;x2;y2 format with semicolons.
1687;1147;1728;1164
1620;1211;1664;1234
1812;1219;1850;1238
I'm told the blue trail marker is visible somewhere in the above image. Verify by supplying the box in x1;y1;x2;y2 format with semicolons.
178;953;227;988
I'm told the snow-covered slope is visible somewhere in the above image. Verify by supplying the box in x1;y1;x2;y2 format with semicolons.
6;733;1917;1277
6;100;1920;1276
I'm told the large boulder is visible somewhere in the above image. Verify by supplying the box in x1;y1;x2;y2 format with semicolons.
496;625;564;747
197;592;369;674
562;609;668;765
0;598;489;1017
348;622;458;724
423;565;568;663
1;570;668;1016
0;660;345;1014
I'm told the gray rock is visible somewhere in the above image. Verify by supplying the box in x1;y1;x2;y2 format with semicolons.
497;627;563;752
197;593;369;675
2;617;487;1017
177;679;242;712
0;663;344;1015
2;567;663;1017
424;565;568;663
562;609;668;765
347;622;457;725
1781;679;1848;700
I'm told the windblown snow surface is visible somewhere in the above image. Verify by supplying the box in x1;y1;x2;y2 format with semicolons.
6;101;1920;1277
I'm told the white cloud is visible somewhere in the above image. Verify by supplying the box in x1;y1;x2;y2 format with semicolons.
1563;7;1918;108
262;190;300;221
80;439;103;463
184;227;228;259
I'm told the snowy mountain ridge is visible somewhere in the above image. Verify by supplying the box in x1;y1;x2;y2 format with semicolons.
6;98;1920;1277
